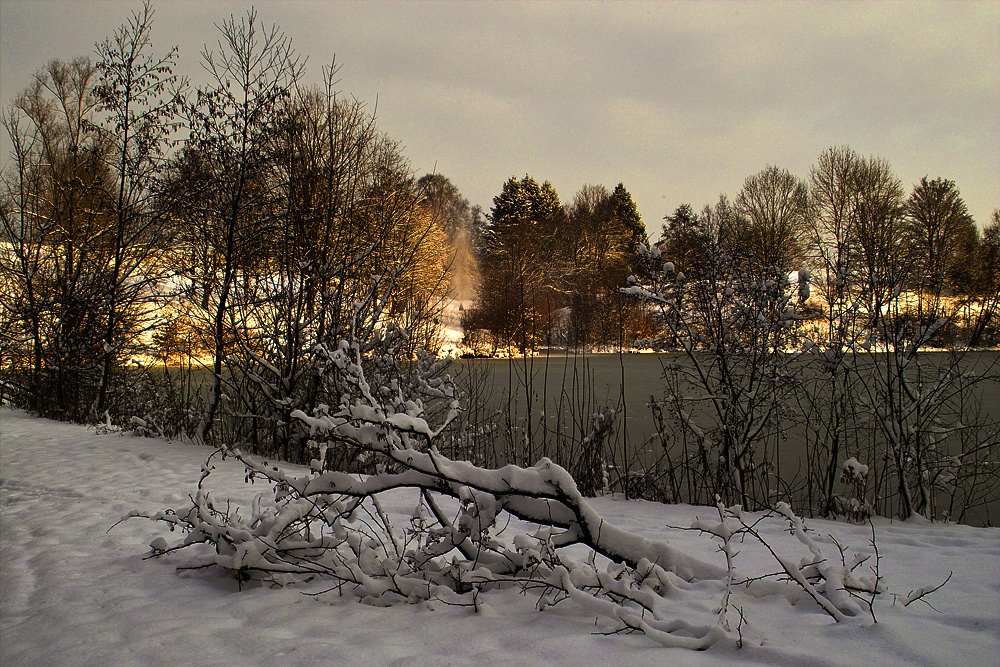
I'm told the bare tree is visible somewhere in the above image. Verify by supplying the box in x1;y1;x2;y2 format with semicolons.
0;58;112;420
624;233;810;510
801;146;869;517
130;305;877;649
90;1;185;420
734;165;810;272
0;107;47;410
203;65;452;462
828;163;998;521
417;173;477;300
848;156;911;331
181;9;304;442
808;146;862;319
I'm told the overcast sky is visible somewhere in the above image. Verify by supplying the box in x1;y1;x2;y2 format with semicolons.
2;1;997;237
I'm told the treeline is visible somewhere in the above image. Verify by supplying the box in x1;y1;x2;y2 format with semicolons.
462;176;654;354
0;5;456;453
657;154;999;350
462;155;998;355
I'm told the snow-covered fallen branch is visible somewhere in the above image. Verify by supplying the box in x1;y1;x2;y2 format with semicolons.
125;332;891;648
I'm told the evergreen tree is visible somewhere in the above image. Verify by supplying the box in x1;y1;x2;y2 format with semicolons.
659;203;707;276
487;175;561;251
467;177;652;350
611;182;648;272
468;175;563;352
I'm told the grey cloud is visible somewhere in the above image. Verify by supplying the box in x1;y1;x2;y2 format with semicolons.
1;1;997;232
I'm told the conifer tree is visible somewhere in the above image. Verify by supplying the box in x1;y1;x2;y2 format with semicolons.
469;175;563;351
611;182;648;271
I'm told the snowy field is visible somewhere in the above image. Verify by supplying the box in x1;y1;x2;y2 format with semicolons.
1;407;998;667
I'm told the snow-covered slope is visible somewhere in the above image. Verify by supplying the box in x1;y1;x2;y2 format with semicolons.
1;407;997;666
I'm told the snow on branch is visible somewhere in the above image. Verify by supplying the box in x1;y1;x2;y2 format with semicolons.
126;326;891;648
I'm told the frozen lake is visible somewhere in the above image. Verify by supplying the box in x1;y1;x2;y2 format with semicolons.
451;350;1000;525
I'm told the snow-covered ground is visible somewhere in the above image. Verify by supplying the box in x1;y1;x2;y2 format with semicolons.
2;407;997;667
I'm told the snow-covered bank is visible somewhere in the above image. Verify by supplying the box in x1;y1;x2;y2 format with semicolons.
1;407;997;667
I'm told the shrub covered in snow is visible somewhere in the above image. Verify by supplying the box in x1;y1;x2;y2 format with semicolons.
128;328;883;649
